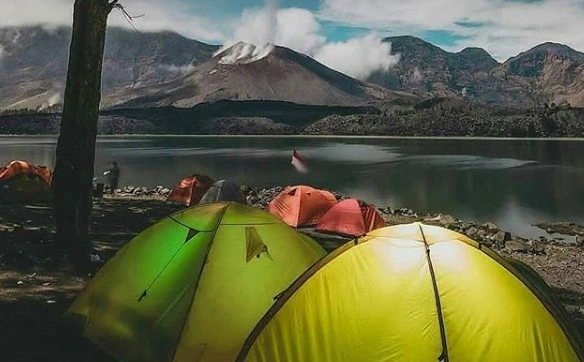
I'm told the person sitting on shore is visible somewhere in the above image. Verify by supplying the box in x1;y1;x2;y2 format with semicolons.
103;161;120;195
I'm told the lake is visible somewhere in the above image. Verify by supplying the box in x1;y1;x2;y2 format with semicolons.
1;135;583;239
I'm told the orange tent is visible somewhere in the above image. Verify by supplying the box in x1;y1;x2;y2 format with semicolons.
166;174;215;206
267;185;337;227
0;160;53;202
0;160;52;185
316;198;385;237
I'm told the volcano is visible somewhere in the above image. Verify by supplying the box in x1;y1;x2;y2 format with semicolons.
113;42;405;108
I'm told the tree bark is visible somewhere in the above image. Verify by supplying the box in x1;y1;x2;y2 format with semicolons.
53;0;115;268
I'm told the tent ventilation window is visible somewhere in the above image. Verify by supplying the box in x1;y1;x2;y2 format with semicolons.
246;227;272;262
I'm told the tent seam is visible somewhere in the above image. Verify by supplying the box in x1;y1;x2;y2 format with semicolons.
419;224;450;362
169;203;230;362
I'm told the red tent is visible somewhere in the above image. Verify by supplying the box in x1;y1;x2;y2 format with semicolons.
166;174;215;206
316;198;385;237
267;185;337;227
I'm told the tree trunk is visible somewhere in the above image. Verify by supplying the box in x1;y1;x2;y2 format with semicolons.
53;0;115;268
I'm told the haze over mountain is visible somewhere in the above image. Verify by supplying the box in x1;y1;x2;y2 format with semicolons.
0;25;583;111
0;26;219;110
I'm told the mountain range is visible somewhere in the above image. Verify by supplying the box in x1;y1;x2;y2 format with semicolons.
0;25;583;111
376;36;584;107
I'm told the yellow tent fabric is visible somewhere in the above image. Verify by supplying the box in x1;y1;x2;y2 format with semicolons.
238;222;584;362
65;202;326;362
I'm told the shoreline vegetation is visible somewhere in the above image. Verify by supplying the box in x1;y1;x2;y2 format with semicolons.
1;185;584;360
1;98;584;137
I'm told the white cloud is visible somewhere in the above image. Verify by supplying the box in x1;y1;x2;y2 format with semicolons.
319;0;584;60
314;34;400;80
222;6;396;79
2;0;583;63
159;64;197;73
0;0;72;27
411;67;423;84
108;0;225;42
0;0;225;43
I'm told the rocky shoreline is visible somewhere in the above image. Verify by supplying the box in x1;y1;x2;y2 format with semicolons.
113;184;582;253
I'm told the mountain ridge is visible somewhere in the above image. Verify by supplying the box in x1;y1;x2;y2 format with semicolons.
374;35;584;106
1;25;583;110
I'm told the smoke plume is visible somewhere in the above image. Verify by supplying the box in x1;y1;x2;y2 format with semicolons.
220;5;398;79
216;0;282;65
266;0;279;44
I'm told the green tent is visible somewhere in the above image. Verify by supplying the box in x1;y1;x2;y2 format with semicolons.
65;202;325;362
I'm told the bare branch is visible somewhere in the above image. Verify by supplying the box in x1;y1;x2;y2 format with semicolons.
114;3;145;21
109;2;145;33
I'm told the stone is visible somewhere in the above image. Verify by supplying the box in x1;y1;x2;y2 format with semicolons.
465;227;479;238
505;240;530;253
528;240;545;254
493;231;512;245
482;222;499;231
565;305;582;314
439;215;457;225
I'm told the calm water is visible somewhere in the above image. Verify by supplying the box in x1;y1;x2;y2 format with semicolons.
1;135;584;239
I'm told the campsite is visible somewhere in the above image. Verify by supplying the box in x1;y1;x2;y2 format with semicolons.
1;0;584;360
1;159;584;360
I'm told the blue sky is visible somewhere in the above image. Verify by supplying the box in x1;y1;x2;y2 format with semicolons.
167;0;469;45
2;0;584;62
127;0;584;61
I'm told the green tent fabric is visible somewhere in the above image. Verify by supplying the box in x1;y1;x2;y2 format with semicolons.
65;202;325;362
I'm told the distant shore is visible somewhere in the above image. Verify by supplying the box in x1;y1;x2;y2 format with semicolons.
4;133;584;141
1;99;583;137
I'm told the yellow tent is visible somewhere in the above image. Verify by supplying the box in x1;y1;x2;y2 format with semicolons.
238;222;584;362
65;202;326;362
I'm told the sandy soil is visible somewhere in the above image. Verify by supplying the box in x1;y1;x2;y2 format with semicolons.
1;195;583;361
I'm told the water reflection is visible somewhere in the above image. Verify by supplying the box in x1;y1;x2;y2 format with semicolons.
1;136;583;238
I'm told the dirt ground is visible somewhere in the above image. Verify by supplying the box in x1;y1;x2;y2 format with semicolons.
0;197;181;361
1;196;583;361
